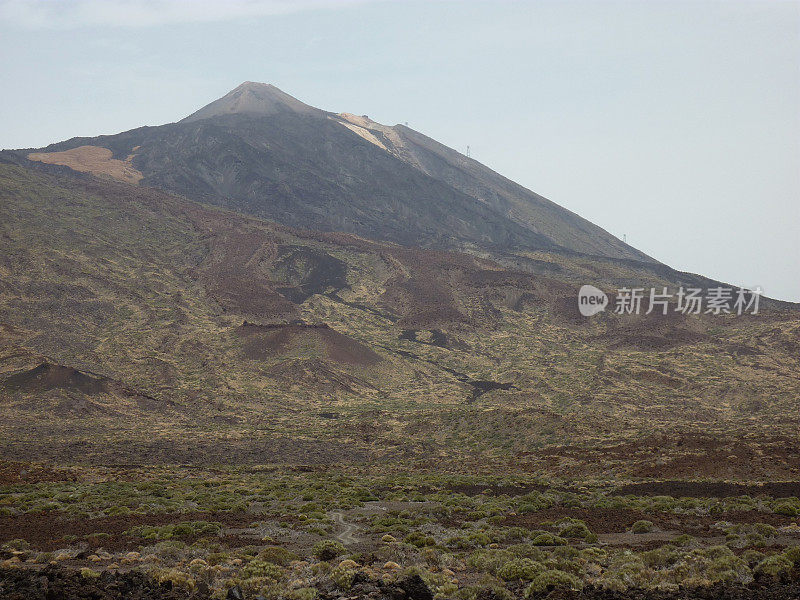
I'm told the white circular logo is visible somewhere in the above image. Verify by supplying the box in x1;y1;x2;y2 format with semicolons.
578;285;608;317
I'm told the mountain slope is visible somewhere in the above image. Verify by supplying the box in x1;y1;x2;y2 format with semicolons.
1;161;798;475
336;113;642;260
17;82;651;261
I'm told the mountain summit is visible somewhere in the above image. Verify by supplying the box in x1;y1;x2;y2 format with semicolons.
19;82;652;262
181;81;322;122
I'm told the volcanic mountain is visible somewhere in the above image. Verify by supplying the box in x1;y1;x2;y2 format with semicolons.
18;82;649;261
0;84;798;475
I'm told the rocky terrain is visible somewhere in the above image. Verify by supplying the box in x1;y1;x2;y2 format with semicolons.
0;84;798;598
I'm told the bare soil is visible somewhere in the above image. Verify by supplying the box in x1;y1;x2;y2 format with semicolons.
504;507;796;536
614;481;800;498
238;323;381;366
0;460;75;485
27;146;142;184
0;511;264;551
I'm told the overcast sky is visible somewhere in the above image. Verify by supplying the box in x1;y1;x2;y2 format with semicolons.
1;0;798;301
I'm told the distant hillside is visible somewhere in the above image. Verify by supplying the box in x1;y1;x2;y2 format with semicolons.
1;161;798;476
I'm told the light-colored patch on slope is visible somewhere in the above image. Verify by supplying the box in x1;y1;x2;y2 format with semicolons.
332;117;387;151
337;113;377;129
27;146;143;184
335;113;426;170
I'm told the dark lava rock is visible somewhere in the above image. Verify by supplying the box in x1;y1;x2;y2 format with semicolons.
397;574;434;600
226;585;244;600
0;565;208;599
475;588;512;600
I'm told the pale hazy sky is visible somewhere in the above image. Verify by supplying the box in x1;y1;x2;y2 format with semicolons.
1;0;798;301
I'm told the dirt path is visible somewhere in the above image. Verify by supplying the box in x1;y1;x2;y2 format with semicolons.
330;511;360;545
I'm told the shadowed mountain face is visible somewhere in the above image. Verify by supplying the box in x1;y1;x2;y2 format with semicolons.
20;82;651;261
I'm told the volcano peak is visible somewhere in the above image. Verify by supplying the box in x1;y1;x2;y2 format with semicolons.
181;81;322;122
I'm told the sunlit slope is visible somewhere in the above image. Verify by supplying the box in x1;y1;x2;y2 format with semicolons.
0;162;798;477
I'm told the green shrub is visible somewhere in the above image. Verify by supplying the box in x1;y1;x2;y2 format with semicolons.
531;533;566;546
674;534;696;547
753;523;777;537
630;520;654;534
754;554;793;577
2;539;30;551
239;558;284;581
446;531;491;549
641;545;681;569
772;499;800;517
192;538;223;552
150;540;186;561
557;519;593;540
580;547;607;561
238;545;261;557
550;545;579;560
606;555;650;588
466;549;514;573
465;586;513;600
258;546;299;566
468;532;491;547
155;568;195;591
742;550;766;567
329;562;358;590
404;531;436;548
782;546;800;565
507;544;546;561
125;520;221;540
105;506;131;516
436;583;460;598
453;585;490;600
80;568;100;579
312;540;346;561
287;588;318;600
497;527;528;542
524;570;582;596
702;545;735;560
706;553;749;583
496;558;545;581
598;576;626;592
743;533;766;547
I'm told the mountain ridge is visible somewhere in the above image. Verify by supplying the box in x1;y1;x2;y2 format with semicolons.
13;82;654;263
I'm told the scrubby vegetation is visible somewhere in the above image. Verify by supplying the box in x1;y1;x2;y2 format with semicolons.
312;540;346;561
124;521;222;540
1;466;799;598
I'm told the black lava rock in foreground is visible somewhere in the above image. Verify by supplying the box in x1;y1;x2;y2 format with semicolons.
1;567;799;600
